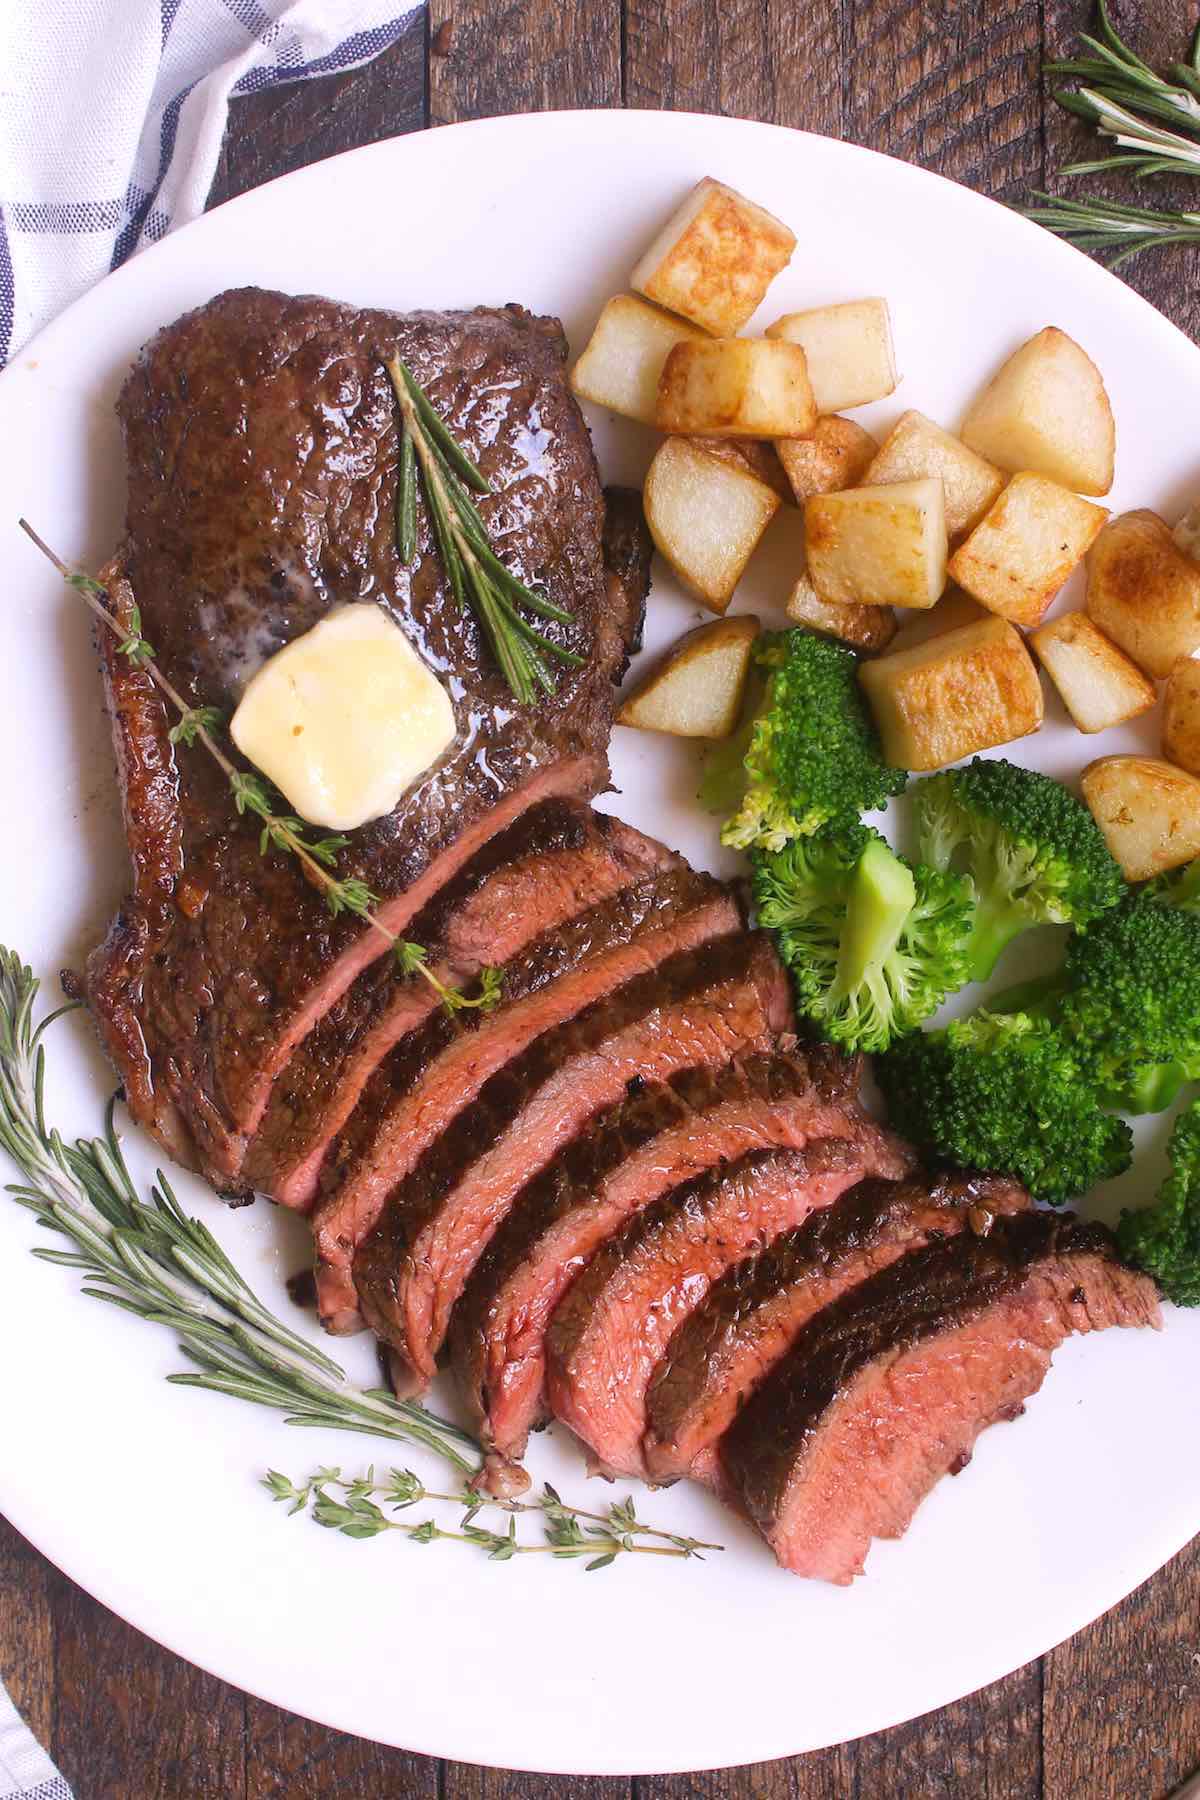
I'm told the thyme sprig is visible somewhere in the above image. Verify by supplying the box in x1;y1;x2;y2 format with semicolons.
265;1467;720;1568
0;953;719;1568
18;521;501;1022
1023;2;1200;266
383;355;585;706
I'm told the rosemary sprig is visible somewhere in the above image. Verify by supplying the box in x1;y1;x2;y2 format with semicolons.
1023;2;1200;266
0;953;719;1567
383;355;585;706
18;520;501;1023
265;1467;720;1567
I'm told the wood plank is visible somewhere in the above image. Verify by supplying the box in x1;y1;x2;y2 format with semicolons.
444;1766;630;1800
244;1696;439;1799
848;1663;1041;1798
428;0;621;125
635;1751;850;1798
1043;0;1200;339
1043;1535;1200;1800
0;1517;55;1754
209;13;426;211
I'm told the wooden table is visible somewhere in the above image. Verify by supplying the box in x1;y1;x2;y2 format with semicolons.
4;3;1200;1793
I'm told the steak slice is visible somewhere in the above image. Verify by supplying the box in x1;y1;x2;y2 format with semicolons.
86;287;649;1193
721;1211;1161;1583
449;1044;885;1483
544;1131;914;1483
643;1172;1030;1487
314;869;739;1333
243;802;673;1209
353;932;792;1387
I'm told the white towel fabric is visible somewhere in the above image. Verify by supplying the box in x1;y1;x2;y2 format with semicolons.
0;8;421;1786
0;0;420;368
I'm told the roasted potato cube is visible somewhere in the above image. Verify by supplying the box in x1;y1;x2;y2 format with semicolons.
1163;659;1200;775
806;478;947;611
1174;502;1200;564
960;327;1114;496
766;300;897;413
569;294;707;426
1081;755;1200;880
887;587;986;655
1086;509;1200;680
948;473;1107;628
631;177;796;336
656;338;816;438
1030;612;1155;735
864;411;1003;542
858;615;1043;771
643;436;780;612
683;436;793;502
784;571;896;653
774;416;877;502
617;615;759;738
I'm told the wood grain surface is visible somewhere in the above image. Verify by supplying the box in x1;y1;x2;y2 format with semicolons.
6;3;1200;1794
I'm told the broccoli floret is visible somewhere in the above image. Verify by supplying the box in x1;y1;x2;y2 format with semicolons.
1055;889;1200;1113
700;630;906;852
914;758;1124;982
1118;1099;1200;1306
752;825;972;1053
877;1011;1133;1206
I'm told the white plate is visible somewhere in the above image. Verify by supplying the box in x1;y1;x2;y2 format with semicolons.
1;111;1198;1777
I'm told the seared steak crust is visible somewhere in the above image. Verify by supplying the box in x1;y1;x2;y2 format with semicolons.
312;866;738;1332
244;801;672;1208
643;1172;1030;1486
353;932;792;1386
722;1211;1161;1581
86;289;648;1191
448;1044;872;1472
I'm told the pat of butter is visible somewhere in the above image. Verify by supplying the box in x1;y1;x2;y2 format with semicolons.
230;604;455;831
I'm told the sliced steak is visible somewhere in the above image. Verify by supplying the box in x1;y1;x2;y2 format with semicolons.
545;1130;914;1483
315;869;739;1333
449;1045;889;1482
86;287;650;1193
353;932;792;1386
643;1172;1030;1487
244;802;672;1209
721;1211;1161;1583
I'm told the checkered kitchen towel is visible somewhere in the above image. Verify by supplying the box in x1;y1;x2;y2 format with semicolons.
0;0;421;369
0;7;420;1785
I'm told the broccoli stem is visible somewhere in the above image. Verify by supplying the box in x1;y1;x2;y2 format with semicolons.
964;894;1034;984
987;970;1067;1018
836;839;915;993
1121;1061;1189;1116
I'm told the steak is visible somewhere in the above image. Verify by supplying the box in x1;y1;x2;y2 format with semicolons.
314;866;739;1332
86;288;650;1193
353;932;792;1388
449;1044;885;1484
243;801;673;1209
643;1171;1030;1487
721;1211;1161;1583
544;1131;914;1483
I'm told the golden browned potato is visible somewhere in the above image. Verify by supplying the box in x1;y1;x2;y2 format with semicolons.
655;338;816;438
1163;658;1200;774
766;300;896;413
643;436;780;612
774;416;877;502
631;178;796;336
617;615;759;737
1081;755;1200;880
887;587;986;655
784;571;897;652
806;478;947;611
1174;502;1200;564
1086;509;1200;680
864;411;1003;542
960;326;1115;495
683;436;794;502
948;473;1107;628
570;294;707;426
1030;612;1155;736
857;615;1043;771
